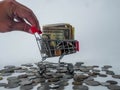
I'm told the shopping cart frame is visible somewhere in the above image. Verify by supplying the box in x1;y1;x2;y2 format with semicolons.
34;33;79;63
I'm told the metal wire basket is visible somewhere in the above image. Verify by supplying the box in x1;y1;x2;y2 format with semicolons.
34;34;79;62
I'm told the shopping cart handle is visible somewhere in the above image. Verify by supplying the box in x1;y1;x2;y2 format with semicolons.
76;41;80;51
30;26;42;34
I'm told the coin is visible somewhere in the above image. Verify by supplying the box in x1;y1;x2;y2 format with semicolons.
0;83;7;87
7;76;20;84
37;86;46;90
56;69;68;73
15;69;27;73
92;65;99;68
100;82;110;86
48;78;59;82
53;73;63;78
73;74;88;82
112;75;120;79
7;76;18;81
29;67;38;70
21;63;33;67
54;79;68;86
20;85;33;90
0;68;14;73
83;76;94;83
98;73;107;77
1;73;12;76
107;85;120;90
28;76;37;80
73;85;89;90
67;63;74;74
85;80;100;86
14;66;22;70
75;62;84;67
92;69;101;73
103;65;112;69
60;81;69;86
4;65;15;69
32;78;41;84
49;84;59;89
20;80;33;86
79;67;90;72
88;72;99;77
37;84;49;90
64;74;73;79
106;70;115;75
5;83;19;89
18;74;28;79
39;78;46;83
72;81;83;85
106;80;118;85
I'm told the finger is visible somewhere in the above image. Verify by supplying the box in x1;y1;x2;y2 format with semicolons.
11;22;32;33
14;16;25;22
11;0;41;30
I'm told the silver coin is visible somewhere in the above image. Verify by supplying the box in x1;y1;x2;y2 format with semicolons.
20;85;33;90
37;85;49;90
107;85;120;90
21;63;33;67
15;69;27;73
72;81;83;85
18;74;28;79
7;76;18;81
48;78;60;82
49;84;59;89
28;76;37;80
103;65;112;69
7;76;20;83
0;68;14;73
85;80;100;86
112;75;120;79
106;80;118;85
4;65;16;69
75;62;84;67
5;83;19;89
79;67;90;72
73;85;89;90
106;70;115;75
20;80;32;85
100;82;110;86
83;76;94;83
0;83;7;87
32;78;41;83
64;74;73;79
92;69;101;73
1;73;12;76
73;74;88;82
37;82;49;90
98;73;107;77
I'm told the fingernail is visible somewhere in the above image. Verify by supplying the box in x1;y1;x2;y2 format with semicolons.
30;26;38;34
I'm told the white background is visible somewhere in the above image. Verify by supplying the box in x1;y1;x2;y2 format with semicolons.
0;0;120;90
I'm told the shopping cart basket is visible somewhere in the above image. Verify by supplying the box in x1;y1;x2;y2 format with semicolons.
31;25;79;62
34;34;79;62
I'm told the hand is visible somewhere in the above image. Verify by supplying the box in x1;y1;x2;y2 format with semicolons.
0;0;41;34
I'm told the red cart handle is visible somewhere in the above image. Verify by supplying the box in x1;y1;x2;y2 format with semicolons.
30;26;42;34
76;41;80;51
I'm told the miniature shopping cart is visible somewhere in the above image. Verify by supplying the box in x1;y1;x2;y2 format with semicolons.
32;23;79;63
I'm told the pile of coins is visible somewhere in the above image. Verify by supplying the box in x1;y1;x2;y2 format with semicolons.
0;62;120;90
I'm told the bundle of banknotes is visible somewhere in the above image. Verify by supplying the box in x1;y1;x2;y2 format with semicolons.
42;23;78;57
